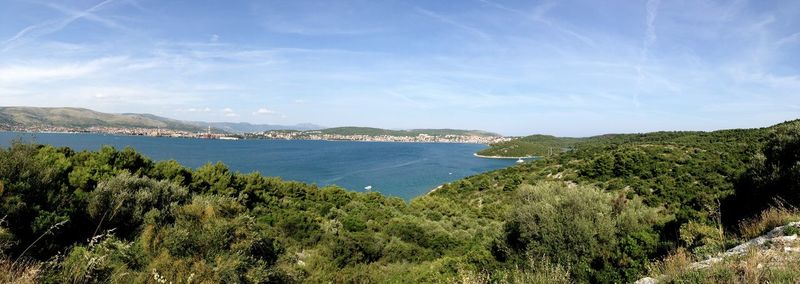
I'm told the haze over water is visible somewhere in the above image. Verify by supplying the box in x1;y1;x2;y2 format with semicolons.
0;132;516;200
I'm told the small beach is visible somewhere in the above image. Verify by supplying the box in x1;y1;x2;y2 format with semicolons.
473;153;537;159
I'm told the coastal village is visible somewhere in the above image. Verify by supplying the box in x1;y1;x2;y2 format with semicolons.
256;130;512;144
0;124;512;144
0;124;206;138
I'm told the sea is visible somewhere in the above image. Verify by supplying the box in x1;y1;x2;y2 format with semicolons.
0;132;517;200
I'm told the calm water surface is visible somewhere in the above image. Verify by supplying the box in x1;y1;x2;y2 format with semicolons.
0;132;516;200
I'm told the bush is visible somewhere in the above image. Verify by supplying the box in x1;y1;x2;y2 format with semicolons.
727;124;800;223
88;173;189;239
500;181;661;283
679;221;724;257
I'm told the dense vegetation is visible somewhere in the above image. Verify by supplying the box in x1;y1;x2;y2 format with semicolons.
2;119;800;283
476;135;582;157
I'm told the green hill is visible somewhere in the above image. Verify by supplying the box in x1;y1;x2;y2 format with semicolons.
476;134;584;157
0;107;207;132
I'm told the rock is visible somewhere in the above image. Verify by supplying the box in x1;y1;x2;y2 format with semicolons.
647;221;800;281
634;277;658;284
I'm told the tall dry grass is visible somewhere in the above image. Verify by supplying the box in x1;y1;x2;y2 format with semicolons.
738;206;800;239
0;257;40;284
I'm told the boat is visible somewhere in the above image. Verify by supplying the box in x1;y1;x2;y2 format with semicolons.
516;158;524;163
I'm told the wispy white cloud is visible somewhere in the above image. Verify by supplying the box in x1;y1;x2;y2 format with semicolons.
262;25;381;36
479;0;595;46
251;1;384;36
776;32;800;46
1;0;119;52
252;108;276;115
0;57;125;83
41;1;128;32
0;0;798;135
222;108;239;117
633;0;661;107
181;107;211;112
415;7;490;40
644;0;660;46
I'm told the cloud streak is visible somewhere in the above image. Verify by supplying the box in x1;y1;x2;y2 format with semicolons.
0;0;798;135
479;0;595;46
415;7;490;40
253;108;277;115
633;0;661;107
1;0;119;52
0;57;124;83
222;108;239;118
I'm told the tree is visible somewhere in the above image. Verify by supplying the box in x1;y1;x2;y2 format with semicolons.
88;173;189;239
499;182;661;283
726;123;800;223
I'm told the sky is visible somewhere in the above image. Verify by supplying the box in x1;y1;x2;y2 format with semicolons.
0;0;799;136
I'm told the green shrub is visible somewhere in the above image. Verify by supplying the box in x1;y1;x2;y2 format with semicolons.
784;226;800;236
88;173;189;239
679;221;725;257
500;181;661;283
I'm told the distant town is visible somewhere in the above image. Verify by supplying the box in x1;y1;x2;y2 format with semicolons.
0;124;223;139
251;130;512;144
0;124;512;144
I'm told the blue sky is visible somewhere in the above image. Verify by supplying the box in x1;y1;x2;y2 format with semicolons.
0;0;798;136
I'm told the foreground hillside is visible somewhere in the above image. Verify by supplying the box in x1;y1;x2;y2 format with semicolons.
1;119;799;283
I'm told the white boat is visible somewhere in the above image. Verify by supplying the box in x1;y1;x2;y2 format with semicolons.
516;158;524;163
364;185;373;191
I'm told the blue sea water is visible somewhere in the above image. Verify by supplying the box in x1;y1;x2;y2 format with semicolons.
0;132;516;200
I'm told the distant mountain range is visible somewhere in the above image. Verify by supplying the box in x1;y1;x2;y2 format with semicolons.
196;121;323;133
0;107;208;132
0;107;496;136
0;107;321;133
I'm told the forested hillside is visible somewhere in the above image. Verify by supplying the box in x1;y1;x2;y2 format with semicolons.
2;120;800;283
476;135;582;157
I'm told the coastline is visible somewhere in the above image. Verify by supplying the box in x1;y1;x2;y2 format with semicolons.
427;185;444;196
473;153;538;159
0;130;498;144
427;153;538;196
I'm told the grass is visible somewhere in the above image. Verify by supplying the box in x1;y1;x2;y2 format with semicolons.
0;257;40;284
451;259;571;284
644;206;800;283
648;247;800;283
738;206;800;239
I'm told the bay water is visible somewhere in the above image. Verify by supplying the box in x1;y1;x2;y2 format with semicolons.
0;132;516;200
